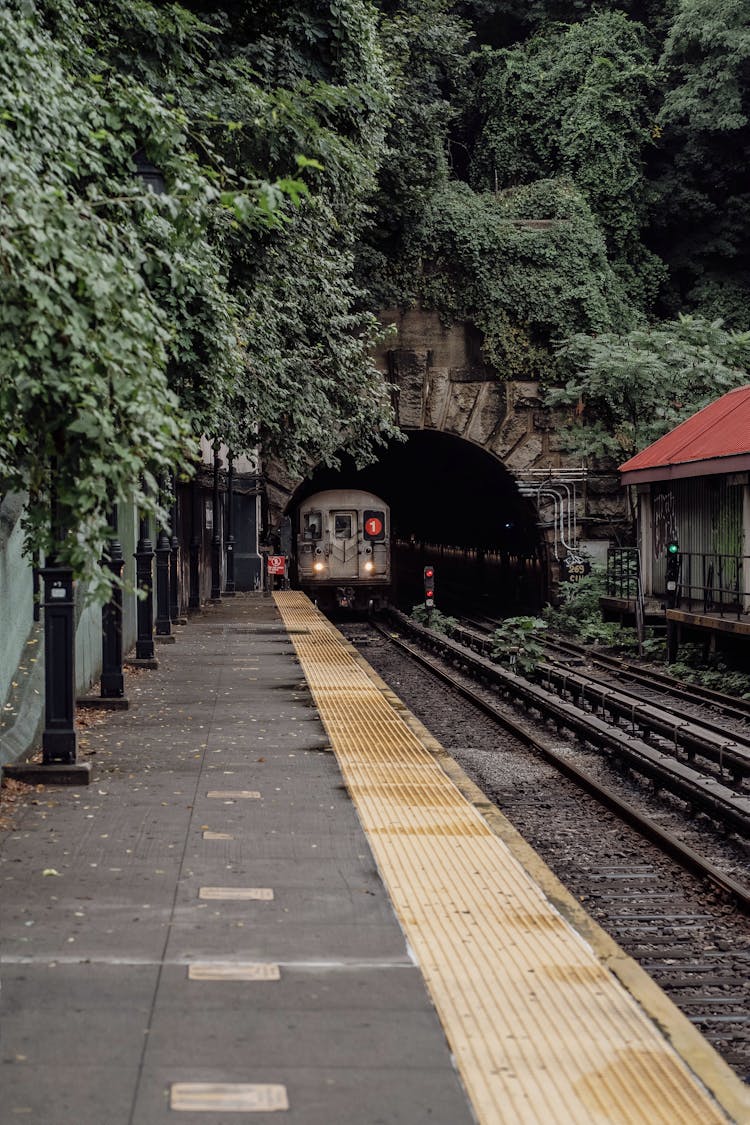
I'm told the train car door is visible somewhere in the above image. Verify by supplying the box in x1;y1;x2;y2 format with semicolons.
327;510;358;580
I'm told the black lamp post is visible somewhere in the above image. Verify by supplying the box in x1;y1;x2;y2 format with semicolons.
154;476;173;640
100;507;127;700
169;471;182;623
224;452;236;596
6;487;90;783
130;151;162;663
155;524;173;639
188;478;201;610
210;439;222;602
134;497;156;663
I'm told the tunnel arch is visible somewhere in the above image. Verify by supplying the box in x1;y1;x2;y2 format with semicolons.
285;431;539;551
277;430;547;612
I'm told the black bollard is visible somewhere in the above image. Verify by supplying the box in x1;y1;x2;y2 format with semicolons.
101;510;126;697
41;563;77;763
155;524;173;639
224;452;236;596
210;439;222;602
189;479;201;610
170;473;181;623
134;510;156;661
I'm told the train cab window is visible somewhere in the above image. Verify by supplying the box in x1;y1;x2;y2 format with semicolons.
303;511;322;540
334;514;352;539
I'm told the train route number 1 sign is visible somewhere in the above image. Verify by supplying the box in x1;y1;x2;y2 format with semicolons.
267;555;286;575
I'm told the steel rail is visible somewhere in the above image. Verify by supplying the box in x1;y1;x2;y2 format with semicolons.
372;614;750;913
458;617;750;777
547;636;750;723
463;613;750;723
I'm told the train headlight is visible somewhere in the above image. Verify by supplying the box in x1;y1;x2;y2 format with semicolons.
313;561;326;573
364;561;374;573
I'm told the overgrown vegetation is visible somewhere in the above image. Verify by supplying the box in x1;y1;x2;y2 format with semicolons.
543;569;635;647
490;616;547;673
1;0;400;590
5;0;750;588
546;316;750;464
659;643;750;698
410;604;459;635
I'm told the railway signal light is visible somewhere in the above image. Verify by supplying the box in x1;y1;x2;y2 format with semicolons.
424;565;435;608
665;540;680;598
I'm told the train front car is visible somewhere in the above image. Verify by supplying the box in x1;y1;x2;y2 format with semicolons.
295;489;391;612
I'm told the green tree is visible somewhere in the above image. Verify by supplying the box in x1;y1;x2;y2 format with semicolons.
652;0;750;325
545;315;750;464
398;178;630;377
466;12;664;309
1;0;400;588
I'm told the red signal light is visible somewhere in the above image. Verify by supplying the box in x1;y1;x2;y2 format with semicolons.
423;564;436;607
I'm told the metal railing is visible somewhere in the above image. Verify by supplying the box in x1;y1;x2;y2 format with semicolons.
606;547;640;600
606;547;645;652
677;551;749;619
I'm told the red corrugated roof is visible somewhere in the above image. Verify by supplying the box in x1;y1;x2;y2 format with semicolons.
619;385;750;481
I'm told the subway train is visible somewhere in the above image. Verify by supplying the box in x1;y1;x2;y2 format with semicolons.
294;489;391;611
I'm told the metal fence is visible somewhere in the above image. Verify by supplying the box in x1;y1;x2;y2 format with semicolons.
606;547;640;600
608;547;750;619
678;551;748;618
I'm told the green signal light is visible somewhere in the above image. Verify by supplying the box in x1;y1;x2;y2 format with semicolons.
667;541;679;554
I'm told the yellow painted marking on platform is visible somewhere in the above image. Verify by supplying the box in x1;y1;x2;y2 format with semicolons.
188;962;280;981
202;831;234;840
275;591;727;1125
199;887;274;901
170;1084;288;1112
207;790;260;799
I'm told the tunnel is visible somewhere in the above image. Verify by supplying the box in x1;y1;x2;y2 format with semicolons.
285;430;547;614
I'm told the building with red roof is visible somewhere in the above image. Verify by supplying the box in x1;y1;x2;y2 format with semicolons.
620;385;750;485
616;385;750;655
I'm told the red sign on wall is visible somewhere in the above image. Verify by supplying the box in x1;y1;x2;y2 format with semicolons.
267;555;286;575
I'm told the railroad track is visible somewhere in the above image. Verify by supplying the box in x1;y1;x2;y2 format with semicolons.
386;616;750;846
465;611;750;725
345;617;750;1082
380;608;750;900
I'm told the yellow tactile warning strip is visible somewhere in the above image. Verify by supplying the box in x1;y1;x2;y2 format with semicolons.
275;591;729;1125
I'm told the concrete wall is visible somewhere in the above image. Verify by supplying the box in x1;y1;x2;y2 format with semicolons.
1;496;140;767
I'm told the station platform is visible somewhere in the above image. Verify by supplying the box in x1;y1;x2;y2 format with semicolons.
0;592;747;1124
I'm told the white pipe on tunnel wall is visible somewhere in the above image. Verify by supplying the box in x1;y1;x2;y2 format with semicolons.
518;470;585;561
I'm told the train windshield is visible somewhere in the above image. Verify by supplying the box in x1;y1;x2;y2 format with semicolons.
303;511;322;540
334;514;353;539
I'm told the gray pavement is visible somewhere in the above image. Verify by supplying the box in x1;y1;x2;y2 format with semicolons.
0;594;473;1124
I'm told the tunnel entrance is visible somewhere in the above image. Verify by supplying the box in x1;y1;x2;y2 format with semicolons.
285;431;546;615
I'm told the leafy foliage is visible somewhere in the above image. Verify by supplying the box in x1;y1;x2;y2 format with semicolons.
545;316;750;463
386;179;631;378
543;568;634;646
466;13;664;309
652;0;750;322
1;0;400;588
490;615;548;673
666;643;750;698
410;604;459;634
